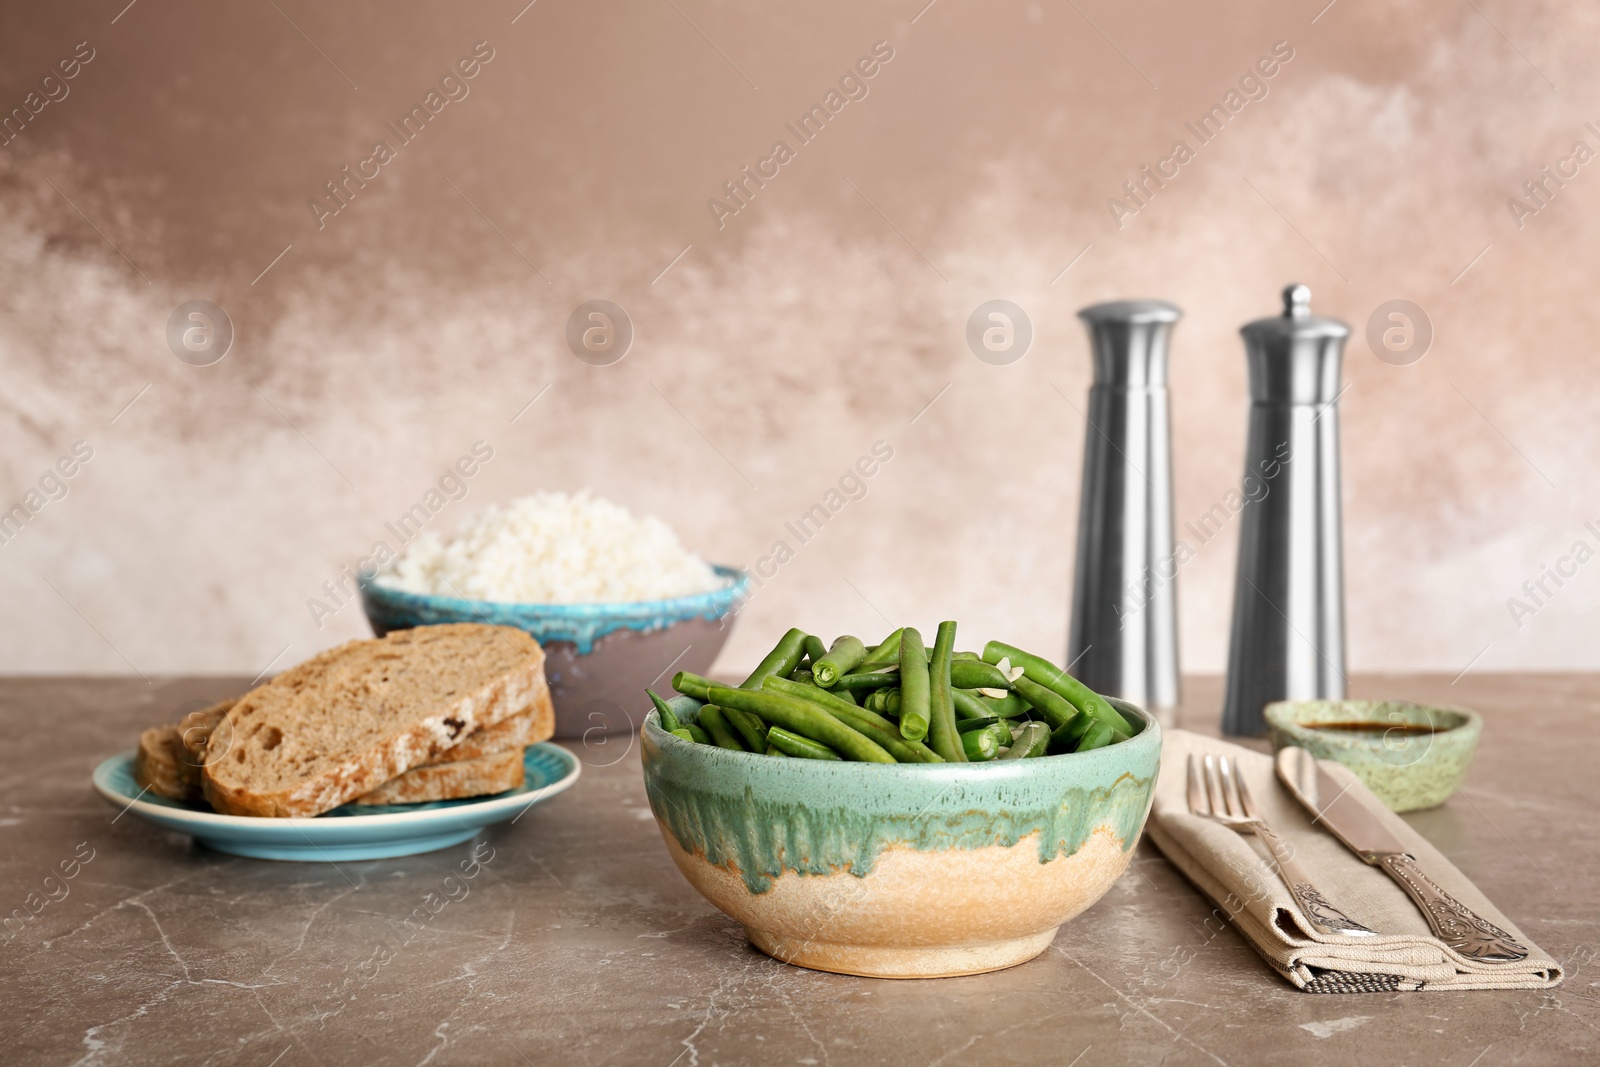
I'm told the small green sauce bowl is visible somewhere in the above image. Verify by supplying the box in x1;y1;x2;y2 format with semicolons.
1264;699;1482;812
642;699;1161;979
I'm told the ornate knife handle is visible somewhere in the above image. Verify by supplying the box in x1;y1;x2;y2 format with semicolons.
1251;820;1376;937
1375;853;1529;962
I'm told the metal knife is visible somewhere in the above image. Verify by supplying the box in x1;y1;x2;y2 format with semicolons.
1275;747;1529;962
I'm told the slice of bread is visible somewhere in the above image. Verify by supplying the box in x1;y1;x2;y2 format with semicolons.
134;699;237;802
424;683;554;765
202;624;547;818
134;725;187;801
351;749;525;805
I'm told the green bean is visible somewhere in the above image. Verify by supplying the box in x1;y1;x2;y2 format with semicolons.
952;650;981;661
976;691;1030;718
647;688;681;732
1000;722;1051;759
796;672;856;704
961;727;1000;761
672;671;714;701
813;635;867;687
669;728;695;743
833;671;900;692
724;706;769;752
1075;719;1117;752
956;715;1003;733
831;707;942;764
951;688;998;722
741;628;811;689
766;726;843;760
983;722;1014;751
802;634;828;665
982;641;1119;732
761;676;940;763
948;659;1013;691
684;723;711;745
766;743;788;757
898;628;931;742
854;627;904;671
927;621;965;763
791;669;816;685
865;687;903;714
707;686;896;764
697;706;746;751
1012;676;1082;733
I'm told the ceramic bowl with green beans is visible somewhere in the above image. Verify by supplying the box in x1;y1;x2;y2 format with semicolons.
640;624;1163;979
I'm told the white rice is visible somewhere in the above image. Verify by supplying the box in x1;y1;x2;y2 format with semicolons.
378;491;724;604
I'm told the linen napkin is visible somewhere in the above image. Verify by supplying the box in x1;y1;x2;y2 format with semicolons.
1144;728;1562;992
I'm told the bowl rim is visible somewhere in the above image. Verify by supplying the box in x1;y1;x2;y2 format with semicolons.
360;562;750;618
1263;698;1482;739
643;694;1162;771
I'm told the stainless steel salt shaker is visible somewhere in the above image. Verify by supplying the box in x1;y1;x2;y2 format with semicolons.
1221;284;1349;735
1067;299;1182;715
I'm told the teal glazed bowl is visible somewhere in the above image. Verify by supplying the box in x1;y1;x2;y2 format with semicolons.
361;566;749;739
1265;699;1482;812
641;699;1162;979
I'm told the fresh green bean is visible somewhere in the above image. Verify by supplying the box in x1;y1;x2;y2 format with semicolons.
724;706;769;752
865;688;902;714
813;635;867;687
833;671;900;692
982;640;1119;732
741;628;811;689
948;659;1014;691
831;707;942;764
951;688;998;721
898;628;931;742
766;726;843;760
983;722;1014;751
927;621;965;763
707;686;896;763
961;728;1000;761
684;723;711;745
697;706;746;751
802;634;828;665
955;715;1003;733
1075;719;1117;752
672;671;714;701
1012;676;1082;733
951;650;981;661
766;743;788;757
791;669;816;685
854;627;905;671
976;691;1030;718
761;676;940;763
1000;721;1051;759
669;728;695;743
647;688;682;732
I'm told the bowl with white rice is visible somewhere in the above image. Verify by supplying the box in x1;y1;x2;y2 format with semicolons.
361;491;747;738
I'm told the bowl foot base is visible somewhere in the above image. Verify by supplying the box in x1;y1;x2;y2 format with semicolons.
745;925;1059;979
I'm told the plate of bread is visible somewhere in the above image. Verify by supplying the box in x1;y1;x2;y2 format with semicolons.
92;623;580;860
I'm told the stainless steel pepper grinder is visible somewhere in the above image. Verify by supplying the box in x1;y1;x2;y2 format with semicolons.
1221;284;1349;735
1067;299;1182;716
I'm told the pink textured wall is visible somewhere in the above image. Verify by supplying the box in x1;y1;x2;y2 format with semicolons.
2;0;1595;682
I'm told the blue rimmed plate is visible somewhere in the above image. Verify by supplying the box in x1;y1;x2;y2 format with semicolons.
92;743;580;861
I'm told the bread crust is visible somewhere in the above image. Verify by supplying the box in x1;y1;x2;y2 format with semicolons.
352;749;525;805
134;699;237;802
134;725;187;801
201;625;548;818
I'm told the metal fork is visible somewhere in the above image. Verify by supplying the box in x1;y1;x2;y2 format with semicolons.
1187;753;1377;938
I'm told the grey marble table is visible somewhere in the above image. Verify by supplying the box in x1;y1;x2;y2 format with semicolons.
2;675;1595;1066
